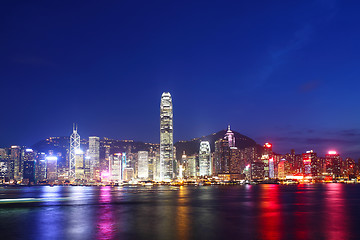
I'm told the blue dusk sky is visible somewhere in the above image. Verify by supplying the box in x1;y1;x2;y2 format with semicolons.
0;1;359;158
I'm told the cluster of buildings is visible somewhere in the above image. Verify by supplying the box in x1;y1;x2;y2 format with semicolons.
0;92;358;185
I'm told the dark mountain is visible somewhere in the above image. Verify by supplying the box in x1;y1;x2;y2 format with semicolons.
174;129;259;160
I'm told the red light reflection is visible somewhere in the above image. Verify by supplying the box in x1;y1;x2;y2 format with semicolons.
259;185;282;240
325;184;349;240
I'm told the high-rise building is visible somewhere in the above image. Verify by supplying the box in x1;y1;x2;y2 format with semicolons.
326;151;342;178
69;124;80;179
46;156;58;182
11;146;21;181
225;125;235;147
89;136;100;180
229;147;241;174
137;151;149;179
110;153;122;182
187;155;197;178
199;141;211;176
160;92;174;180
37;153;47;182
74;149;85;180
262;143;273;179
0;149;7;182
84;151;91;181
278;160;292;179
302;150;316;176
22;149;36;184
214;138;230;174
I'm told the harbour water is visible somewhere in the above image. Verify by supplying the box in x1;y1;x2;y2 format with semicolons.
0;184;359;240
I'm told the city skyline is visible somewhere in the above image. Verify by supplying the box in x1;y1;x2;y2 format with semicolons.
1;1;360;158
0;119;358;160
2;2;360;239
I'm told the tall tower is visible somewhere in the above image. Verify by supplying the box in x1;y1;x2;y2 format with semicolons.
225;125;235;147
69;124;80;179
199;141;212;176
160;92;174;180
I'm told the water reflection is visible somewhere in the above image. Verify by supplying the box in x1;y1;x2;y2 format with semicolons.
176;186;191;240
36;186;65;240
0;185;358;240
96;186;116;240
325;184;349;240
259;185;282;240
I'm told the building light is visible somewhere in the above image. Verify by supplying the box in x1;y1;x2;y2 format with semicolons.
75;148;84;155
328;150;337;155
264;143;272;148
46;156;58;161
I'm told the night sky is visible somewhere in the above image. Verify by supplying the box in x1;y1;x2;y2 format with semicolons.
1;1;359;158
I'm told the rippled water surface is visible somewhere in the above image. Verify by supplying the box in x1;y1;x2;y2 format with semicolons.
0;184;359;240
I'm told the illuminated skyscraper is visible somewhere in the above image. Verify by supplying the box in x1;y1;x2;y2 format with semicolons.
326;151;341;178
187;155;197;178
262;143;273;179
110;153;122;182
302;150;316;175
89;136;100;179
160;92;174;180
137;151;149;179
74;149;85;180
69;124;80;179
37;153;47;181
199;141;211;176
46;155;58;182
214;138;229;174
22;149;36;184
225;125;235;147
11;146;21;181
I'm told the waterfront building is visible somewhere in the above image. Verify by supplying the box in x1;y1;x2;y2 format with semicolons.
302;150;316;176
124;168;134;181
214;138;230;174
46;155;58;182
110;153;122;182
147;146;158;180
36;153;47;182
251;161;265;181
11;146;21;181
137;151;149;179
181;151;188;177
199;141;211;176
0;149;7;182
69;124;80;179
187;155;197;178
84;151;91;181
344;158;356;178
278;160;292;179
262;143;273;179
89;136;100;180
160;92;174;180
229;147;241;175
311;154;322;177
22;149;36;184
74;149;85;180
225;125;235;147
326;151;342;178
